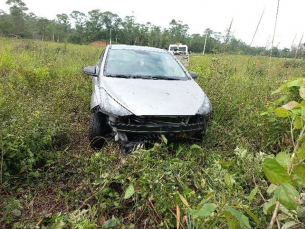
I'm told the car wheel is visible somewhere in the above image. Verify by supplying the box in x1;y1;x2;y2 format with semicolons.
89;112;111;149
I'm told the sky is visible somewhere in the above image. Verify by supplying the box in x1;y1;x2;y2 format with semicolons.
0;0;304;49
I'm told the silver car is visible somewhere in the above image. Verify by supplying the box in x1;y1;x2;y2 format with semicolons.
83;45;212;148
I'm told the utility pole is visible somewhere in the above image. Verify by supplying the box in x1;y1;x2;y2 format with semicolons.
203;33;208;55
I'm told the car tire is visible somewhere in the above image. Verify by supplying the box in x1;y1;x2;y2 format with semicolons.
89;112;110;149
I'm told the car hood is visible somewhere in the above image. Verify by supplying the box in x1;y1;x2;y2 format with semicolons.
101;77;206;116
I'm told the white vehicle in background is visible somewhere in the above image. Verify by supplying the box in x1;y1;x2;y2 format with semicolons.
168;44;189;66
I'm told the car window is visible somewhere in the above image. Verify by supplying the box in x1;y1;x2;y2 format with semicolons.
179;47;186;52
104;49;188;80
169;46;178;51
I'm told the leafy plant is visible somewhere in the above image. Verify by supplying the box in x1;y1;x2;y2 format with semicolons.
262;78;305;228
2;37;305;228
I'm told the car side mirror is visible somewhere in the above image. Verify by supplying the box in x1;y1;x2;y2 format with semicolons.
83;66;97;77
188;71;198;79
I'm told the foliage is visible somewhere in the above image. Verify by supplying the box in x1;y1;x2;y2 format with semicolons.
1;37;305;228
0;38;100;178
262;78;305;227
0;0;299;56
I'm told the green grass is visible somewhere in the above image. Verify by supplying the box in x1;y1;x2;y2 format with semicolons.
0;37;304;228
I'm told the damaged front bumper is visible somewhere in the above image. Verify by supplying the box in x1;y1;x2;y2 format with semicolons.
110;115;206;135
112;121;205;133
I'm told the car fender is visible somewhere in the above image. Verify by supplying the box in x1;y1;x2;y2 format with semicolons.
90;77;101;110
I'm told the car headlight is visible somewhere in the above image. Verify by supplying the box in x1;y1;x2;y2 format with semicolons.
197;94;212;115
99;89;133;116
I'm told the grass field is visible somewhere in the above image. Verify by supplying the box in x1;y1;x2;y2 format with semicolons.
0;37;305;228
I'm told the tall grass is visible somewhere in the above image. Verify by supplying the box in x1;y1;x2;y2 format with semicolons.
189;54;305;152
249;10;265;48
0;37;101;176
1;37;305;228
266;0;281;102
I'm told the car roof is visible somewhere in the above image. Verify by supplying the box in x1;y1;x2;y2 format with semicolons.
109;44;168;53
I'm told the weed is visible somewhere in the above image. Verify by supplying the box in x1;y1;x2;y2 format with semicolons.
1;37;305;228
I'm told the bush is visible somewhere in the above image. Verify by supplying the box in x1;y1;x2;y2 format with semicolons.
0;38;100;178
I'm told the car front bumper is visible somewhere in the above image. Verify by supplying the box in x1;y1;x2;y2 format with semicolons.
110;115;206;134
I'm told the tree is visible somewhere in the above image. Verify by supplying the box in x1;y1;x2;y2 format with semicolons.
0;10;12;36
228;37;249;54
5;0;28;37
121;16;136;45
25;12;38;39
36;17;50;40
160;28;170;49
189;33;204;53
202;28;222;54
69;10;86;43
150;25;162;47
112;16;122;43
6;0;28;11
0;4;293;56
169;19;189;44
101;11;121;43
85;9;103;41
55;13;70;41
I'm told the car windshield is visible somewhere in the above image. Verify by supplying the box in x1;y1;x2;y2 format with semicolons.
179;47;186;52
104;49;188;80
169;46;178;51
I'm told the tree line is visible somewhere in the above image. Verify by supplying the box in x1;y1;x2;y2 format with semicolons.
0;0;302;57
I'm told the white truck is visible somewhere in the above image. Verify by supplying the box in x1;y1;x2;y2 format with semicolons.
168;44;189;66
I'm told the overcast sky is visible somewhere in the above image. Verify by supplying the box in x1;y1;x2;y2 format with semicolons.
1;0;304;49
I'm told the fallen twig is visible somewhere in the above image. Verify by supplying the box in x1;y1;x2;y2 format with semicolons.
252;174;266;202
36;203;59;228
268;201;280;229
148;199;170;229
168;207;186;229
78;183;107;210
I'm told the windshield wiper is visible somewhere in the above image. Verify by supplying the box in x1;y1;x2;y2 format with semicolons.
105;74;152;79
130;75;152;79
105;74;131;78
131;75;179;80
105;74;180;80
151;76;180;80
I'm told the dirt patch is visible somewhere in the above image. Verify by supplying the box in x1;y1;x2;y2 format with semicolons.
88;41;107;47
